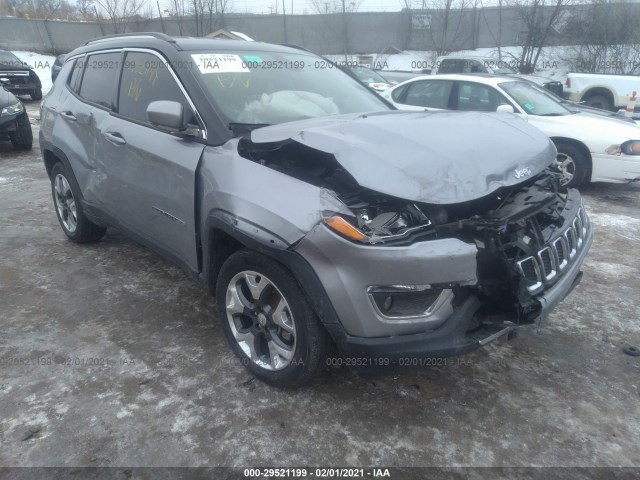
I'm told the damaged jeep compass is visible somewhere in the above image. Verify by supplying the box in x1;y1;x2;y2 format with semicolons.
40;34;593;386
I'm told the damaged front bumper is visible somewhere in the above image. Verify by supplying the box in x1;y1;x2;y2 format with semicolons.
293;189;593;362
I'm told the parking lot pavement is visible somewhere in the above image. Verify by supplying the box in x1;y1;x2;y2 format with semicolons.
1;101;639;469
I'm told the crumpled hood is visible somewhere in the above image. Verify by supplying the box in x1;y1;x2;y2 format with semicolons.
251;111;556;204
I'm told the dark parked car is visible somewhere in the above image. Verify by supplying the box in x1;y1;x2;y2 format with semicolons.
0;78;33;150
51;54;66;83
0;50;43;100
40;33;592;386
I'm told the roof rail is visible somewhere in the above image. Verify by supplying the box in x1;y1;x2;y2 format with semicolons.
84;32;176;46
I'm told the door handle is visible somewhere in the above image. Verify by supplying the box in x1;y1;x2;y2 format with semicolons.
103;131;126;145
61;111;76;121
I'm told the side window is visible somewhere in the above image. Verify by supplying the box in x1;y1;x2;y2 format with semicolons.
67;58;81;92
118;51;195;126
457;82;509;112
78;52;121;109
402;80;453;109
391;83;409;103
438;59;461;74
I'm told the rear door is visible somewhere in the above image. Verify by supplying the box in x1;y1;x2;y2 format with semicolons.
97;50;205;272
54;51;121;210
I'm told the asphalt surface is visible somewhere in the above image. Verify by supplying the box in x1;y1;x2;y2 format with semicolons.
1;100;639;471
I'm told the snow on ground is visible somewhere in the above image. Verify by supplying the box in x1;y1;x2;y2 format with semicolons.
12;51;56;95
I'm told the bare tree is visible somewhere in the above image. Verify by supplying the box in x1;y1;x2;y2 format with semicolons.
310;0;360;14
168;0;187;34
76;0;97;19
422;0;474;56
10;0;75;18
478;0;504;58
508;0;571;73
95;0;148;33
562;0;640;75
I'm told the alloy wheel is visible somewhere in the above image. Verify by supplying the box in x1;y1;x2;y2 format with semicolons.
225;271;296;371
54;173;77;233
554;153;576;186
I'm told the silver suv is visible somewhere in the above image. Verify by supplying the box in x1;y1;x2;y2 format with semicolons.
40;33;593;386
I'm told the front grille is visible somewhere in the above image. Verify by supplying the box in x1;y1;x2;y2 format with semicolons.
516;205;589;293
544;82;564;97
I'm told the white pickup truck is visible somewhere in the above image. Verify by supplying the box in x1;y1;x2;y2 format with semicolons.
564;73;640;111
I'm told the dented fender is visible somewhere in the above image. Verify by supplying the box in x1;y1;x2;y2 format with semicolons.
198;138;351;247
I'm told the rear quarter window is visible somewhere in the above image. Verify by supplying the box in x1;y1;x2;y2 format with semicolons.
78;52;121;110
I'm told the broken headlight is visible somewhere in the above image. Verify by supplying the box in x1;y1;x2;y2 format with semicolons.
323;204;432;245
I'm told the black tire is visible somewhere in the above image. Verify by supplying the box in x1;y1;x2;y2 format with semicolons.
583;94;612;111
31;87;43;101
50;162;106;243
216;250;328;387
9;114;32;150
553;142;589;188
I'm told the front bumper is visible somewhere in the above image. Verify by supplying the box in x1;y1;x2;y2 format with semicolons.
591;152;640;183
295;193;593;361
294;226;478;338
0;112;22;133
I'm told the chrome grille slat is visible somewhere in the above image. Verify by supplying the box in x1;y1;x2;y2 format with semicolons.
537;246;557;281
518;208;589;292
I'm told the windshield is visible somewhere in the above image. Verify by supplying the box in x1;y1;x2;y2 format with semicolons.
190;51;391;125
499;81;572;116
0;51;23;67
349;66;388;84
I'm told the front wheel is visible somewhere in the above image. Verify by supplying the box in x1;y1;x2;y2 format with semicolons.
9;114;32;150
553;143;589;188
31;87;43;101
216;250;328;387
50;162;106;243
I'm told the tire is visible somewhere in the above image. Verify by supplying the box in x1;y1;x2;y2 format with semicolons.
216;250;328;387
9;114;32;150
31;87;43;101
583;94;612;111
553;142;589;188
50;162;107;243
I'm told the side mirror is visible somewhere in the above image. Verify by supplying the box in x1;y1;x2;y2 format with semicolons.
147;100;185;131
496;104;515;113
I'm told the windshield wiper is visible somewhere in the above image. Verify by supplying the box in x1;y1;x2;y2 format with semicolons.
538;113;565;117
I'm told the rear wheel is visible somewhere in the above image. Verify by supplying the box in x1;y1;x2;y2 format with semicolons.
216;250;328;387
50;162;106;243
583;94;612;111
9;114;32;150
553;143;589;188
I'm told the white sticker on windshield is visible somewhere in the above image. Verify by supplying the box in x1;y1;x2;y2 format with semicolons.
191;54;249;74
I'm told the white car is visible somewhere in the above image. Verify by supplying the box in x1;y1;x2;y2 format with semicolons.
382;74;640;187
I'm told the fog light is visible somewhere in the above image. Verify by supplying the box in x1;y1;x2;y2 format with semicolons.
367;285;451;319
381;295;393;313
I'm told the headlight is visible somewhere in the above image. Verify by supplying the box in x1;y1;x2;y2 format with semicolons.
0;102;24;117
323;206;433;245
606;140;640;155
